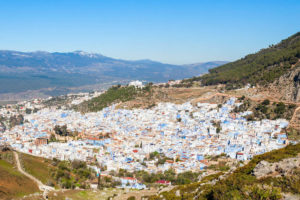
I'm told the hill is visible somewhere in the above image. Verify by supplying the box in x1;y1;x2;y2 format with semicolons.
73;84;221;113
186;32;300;99
0;150;39;200
149;143;300;200
0;50;225;99
18;152;97;189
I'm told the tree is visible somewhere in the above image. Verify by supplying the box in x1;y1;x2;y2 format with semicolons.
54;125;70;136
25;108;32;114
262;99;270;105
49;134;56;142
275;102;285;115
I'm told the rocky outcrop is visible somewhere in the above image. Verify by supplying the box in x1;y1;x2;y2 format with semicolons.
253;155;300;179
289;107;300;131
268;66;300;103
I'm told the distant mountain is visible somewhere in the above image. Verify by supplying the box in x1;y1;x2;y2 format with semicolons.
183;61;229;75
0;50;226;97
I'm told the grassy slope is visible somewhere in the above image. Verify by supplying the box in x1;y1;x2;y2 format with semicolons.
0;152;39;199
19;152;96;189
19;152;57;186
149;143;300;200
21;188;158;200
74;85;151;113
188;32;300;88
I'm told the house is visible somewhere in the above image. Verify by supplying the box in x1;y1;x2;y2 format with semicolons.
120;177;147;190
120;177;137;185
156;180;171;185
129;80;144;88
35;137;48;146
236;152;247;161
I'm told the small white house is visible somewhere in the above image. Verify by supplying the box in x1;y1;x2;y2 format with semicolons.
129;80;144;88
120;177;147;190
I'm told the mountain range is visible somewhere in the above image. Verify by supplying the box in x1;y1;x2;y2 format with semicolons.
0;50;227;99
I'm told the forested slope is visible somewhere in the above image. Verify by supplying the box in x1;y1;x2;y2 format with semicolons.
189;32;300;89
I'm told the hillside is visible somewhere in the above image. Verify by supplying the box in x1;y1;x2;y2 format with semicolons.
186;32;300;97
149;143;300;200
0;150;39;199
74;85;150;113
18;152;97;189
0;50;225;99
74;84;222;113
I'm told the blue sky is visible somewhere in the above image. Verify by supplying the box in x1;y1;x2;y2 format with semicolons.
0;0;299;64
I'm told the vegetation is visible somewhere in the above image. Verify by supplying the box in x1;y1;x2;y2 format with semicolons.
287;127;300;141
25;108;38;114
53;124;75;137
233;98;296;121
0;114;24;131
211;120;222;133
149;143;300;200
112;168;201;186
74;85;152;113
207;161;230;172
0;151;39;199
146;151;173;166
52;159;94;189
184;32;300;89
19;153;96;189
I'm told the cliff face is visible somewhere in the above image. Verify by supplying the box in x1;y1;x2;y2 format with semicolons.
253;154;300;179
269;65;300;103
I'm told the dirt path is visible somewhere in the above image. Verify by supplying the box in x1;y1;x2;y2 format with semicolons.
289;106;300;130
194;92;300;106
290;106;300;121
13;151;54;199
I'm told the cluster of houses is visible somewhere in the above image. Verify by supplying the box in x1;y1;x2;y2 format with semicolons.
0;95;291;188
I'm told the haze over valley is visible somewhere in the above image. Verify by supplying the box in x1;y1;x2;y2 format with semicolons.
0;50;226;100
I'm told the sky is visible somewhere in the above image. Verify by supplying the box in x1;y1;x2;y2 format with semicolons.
0;0;299;64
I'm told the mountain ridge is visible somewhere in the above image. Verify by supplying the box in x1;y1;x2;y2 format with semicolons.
0;50;227;99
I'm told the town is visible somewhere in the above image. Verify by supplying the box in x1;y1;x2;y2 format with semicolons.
0;84;291;190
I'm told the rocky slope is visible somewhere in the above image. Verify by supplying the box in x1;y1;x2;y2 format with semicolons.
148;143;300;200
267;63;300;102
253;154;300;179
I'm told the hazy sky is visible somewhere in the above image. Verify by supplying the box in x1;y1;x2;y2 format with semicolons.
0;0;299;64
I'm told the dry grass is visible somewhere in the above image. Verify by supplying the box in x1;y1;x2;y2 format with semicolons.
19;152;57;186
0;151;39;200
118;86;218;109
21;188;157;200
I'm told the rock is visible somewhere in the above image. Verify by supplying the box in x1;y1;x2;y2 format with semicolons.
268;67;300;102
254;156;300;179
175;190;181;197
